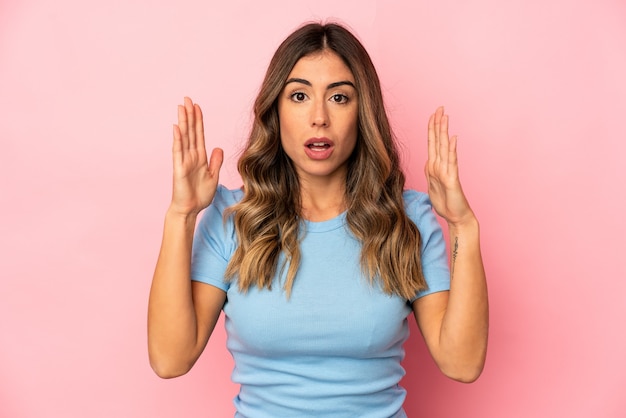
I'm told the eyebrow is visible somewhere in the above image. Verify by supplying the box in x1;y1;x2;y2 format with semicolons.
284;78;356;89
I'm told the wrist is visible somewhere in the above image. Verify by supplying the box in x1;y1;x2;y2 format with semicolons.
165;206;199;225
447;213;479;233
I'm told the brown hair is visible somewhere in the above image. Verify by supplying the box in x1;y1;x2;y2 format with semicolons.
225;22;426;299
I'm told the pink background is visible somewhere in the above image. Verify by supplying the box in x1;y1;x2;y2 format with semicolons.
1;0;625;417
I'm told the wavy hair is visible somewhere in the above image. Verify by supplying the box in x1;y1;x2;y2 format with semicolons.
224;22;426;299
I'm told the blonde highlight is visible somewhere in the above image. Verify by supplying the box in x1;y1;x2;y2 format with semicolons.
225;22;426;300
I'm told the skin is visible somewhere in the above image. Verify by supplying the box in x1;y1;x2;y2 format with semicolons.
277;51;359;220
148;59;488;382
148;98;225;377
412;108;488;382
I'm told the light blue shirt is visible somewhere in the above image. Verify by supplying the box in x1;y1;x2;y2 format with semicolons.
191;185;450;418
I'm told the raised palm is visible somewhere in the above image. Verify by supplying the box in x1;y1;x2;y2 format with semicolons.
170;97;223;216
425;107;474;226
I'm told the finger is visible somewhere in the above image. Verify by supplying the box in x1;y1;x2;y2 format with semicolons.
449;135;459;176
207;148;224;179
177;104;189;151
172;124;183;166
194;103;206;156
433;106;443;149
184;97;196;149
427;112;436;169
439;114;450;172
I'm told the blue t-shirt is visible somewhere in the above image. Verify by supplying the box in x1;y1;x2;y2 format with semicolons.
191;185;450;418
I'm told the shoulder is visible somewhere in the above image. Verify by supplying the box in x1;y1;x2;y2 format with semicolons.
402;189;435;225
191;186;241;291
193;185;241;264
402;189;430;209
196;184;242;233
210;184;244;213
403;189;451;300
402;189;443;245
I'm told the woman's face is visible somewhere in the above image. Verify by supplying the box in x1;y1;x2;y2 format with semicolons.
277;50;358;185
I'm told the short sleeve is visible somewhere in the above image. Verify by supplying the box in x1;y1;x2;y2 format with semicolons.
190;185;241;292
403;190;451;302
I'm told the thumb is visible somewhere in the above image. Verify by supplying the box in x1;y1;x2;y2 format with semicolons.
208;148;224;178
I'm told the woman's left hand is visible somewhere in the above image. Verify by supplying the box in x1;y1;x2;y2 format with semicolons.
418;109;488;384
425;107;475;226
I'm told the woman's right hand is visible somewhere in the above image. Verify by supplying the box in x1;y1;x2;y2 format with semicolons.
170;97;223;216
149;98;225;378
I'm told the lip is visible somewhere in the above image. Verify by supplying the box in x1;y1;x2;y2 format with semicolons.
304;137;335;147
303;137;335;160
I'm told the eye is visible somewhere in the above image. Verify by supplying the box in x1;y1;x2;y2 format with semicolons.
330;94;349;104
290;92;307;102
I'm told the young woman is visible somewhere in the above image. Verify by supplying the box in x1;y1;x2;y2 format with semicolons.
148;22;488;417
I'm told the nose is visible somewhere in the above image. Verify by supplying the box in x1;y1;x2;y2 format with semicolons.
311;100;329;127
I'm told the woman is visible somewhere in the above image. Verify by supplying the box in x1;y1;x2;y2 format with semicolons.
148;22;488;417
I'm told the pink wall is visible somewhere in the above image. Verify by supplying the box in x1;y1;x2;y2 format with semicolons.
1;0;625;417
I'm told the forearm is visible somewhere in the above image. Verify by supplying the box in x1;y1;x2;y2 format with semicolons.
148;209;201;377
438;216;489;381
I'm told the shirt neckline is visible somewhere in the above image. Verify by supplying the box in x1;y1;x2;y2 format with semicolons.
303;211;347;233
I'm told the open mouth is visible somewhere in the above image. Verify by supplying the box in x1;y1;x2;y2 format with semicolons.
307;142;331;150
305;137;334;150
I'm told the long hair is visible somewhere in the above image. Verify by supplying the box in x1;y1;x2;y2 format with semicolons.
224;22;426;299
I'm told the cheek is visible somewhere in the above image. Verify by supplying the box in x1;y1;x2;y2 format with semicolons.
277;111;290;147
278;116;299;157
277;105;299;140
278;118;294;147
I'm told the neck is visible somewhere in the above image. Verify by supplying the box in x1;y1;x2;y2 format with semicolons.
299;176;347;222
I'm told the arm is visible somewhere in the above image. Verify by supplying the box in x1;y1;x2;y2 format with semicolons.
148;97;225;378
412;107;488;383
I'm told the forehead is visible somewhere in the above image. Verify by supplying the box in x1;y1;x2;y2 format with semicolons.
287;50;355;83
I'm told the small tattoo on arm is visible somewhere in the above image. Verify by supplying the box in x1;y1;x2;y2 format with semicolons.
451;237;459;278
